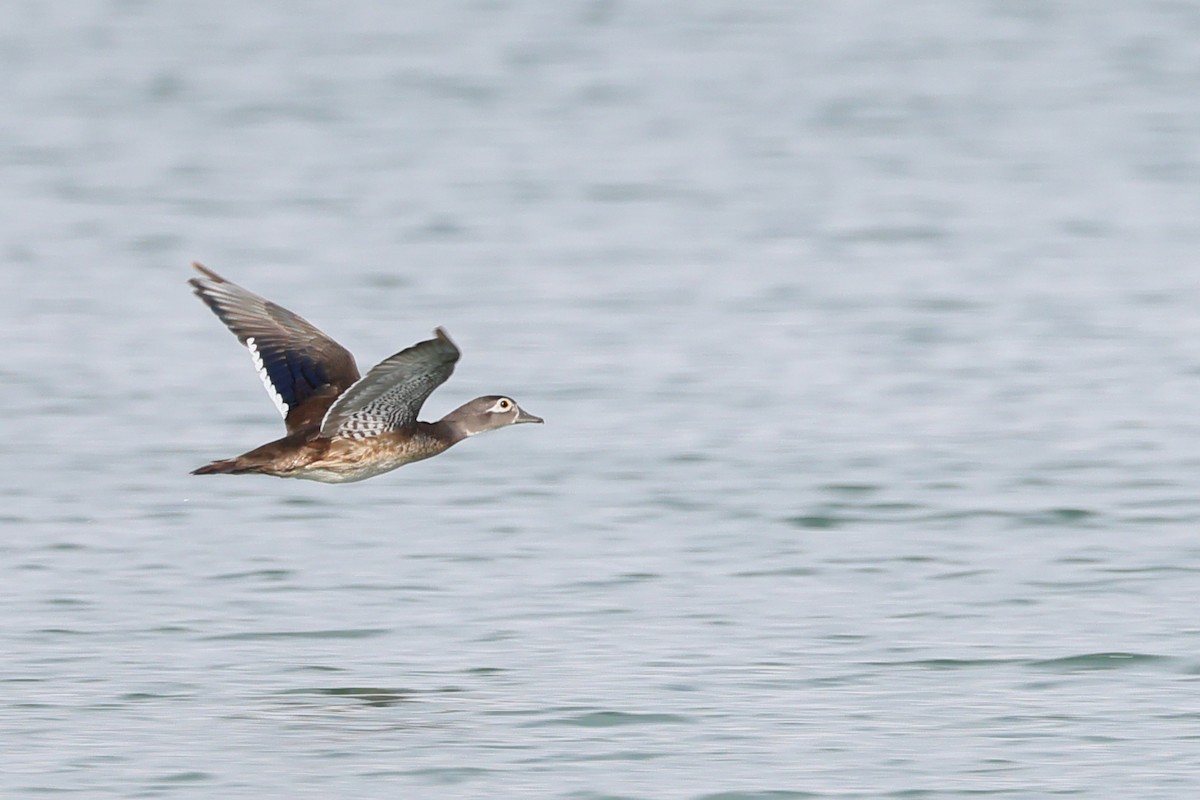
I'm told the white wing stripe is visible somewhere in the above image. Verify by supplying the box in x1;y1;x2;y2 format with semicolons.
246;336;289;419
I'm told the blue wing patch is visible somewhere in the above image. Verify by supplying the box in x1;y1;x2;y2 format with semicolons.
247;337;332;419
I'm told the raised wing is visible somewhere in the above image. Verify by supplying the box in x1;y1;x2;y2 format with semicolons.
319;328;460;439
189;262;361;435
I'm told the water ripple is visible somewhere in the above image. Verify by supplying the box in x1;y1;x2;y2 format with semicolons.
524;711;692;728
1026;653;1174;672
203;628;390;641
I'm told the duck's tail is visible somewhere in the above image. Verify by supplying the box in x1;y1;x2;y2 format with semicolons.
191;457;258;476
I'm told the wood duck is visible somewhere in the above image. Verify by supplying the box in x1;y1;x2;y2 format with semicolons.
188;263;542;483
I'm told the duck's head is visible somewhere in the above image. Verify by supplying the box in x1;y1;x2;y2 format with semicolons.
442;395;543;439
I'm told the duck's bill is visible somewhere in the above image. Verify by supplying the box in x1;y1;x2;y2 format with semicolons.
516;408;544;424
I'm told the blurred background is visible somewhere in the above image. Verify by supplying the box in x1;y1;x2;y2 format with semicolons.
3;1;1200;797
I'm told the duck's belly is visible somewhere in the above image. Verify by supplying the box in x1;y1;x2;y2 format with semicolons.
292;465;382;484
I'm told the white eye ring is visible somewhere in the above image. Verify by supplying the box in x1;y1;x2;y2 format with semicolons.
498;399;512;411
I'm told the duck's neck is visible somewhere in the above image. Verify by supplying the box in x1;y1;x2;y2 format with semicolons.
431;402;499;444
423;417;471;446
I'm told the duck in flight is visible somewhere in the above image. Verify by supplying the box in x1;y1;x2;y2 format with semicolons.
188;263;542;483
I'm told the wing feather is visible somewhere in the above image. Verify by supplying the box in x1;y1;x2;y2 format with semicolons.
189;263;361;435
319;328;460;439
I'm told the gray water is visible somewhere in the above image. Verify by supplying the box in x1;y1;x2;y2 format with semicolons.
4;1;1200;797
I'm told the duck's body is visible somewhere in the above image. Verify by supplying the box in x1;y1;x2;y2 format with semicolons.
193;421;453;483
188;263;541;483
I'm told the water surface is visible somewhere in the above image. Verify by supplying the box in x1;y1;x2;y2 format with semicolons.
3;2;1200;797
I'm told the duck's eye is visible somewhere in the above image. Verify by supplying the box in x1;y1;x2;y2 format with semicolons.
497;399;512;411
